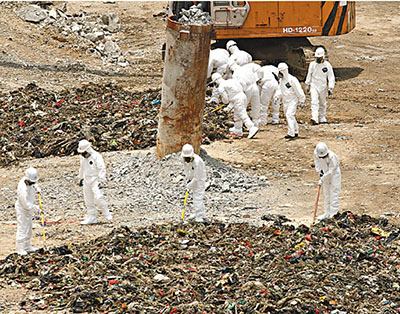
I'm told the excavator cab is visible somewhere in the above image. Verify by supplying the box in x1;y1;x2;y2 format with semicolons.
167;1;355;79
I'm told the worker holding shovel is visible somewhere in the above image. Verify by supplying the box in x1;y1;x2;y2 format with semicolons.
181;144;207;223
314;142;341;221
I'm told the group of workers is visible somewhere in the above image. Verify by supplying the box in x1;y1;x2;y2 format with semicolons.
207;41;335;140
13;42;340;256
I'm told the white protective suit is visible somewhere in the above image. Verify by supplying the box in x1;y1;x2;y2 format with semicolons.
215;76;257;137
15;177;40;254
305;60;335;123
183;154;207;221
314;148;341;220
79;147;112;223
230;62;261;126
278;66;306;137
228;45;252;67
257;65;281;125
207;48;230;79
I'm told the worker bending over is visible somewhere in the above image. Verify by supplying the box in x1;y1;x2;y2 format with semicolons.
257;65;281;126
314;142;341;221
229;60;261;127
211;72;259;139
208;48;230;79
226;40;252;67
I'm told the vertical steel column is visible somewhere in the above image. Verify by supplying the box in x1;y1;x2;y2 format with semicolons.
156;17;212;158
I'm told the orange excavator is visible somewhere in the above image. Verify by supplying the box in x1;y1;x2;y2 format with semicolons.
169;1;355;77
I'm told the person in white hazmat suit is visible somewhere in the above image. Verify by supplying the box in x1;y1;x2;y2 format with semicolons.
305;47;335;125
181;144;207;223
226;40;252;67
207;48;230;79
229;60;261;126
257;65;281;126
15;167;41;255
277;63;306;140
78;139;112;225
211;72;259;139
314;142;341;220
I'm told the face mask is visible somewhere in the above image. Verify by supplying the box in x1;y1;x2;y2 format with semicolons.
316;57;324;63
184;157;193;163
321;154;328;159
25;180;35;186
278;72;283;79
81;151;91;158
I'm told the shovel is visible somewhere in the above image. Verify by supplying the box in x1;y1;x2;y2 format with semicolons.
312;185;321;225
181;190;189;222
37;192;46;242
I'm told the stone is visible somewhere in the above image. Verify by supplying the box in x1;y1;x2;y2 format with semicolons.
85;31;104;42
16;5;48;23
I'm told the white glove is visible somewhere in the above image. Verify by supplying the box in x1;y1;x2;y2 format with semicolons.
34;185;41;194
208;97;219;104
223;106;232;113
318;179;322;186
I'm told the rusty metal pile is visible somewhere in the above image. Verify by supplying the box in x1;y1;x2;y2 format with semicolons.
0;212;399;313
0;83;229;166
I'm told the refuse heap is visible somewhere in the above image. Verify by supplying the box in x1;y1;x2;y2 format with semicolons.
0;83;229;166
1;212;399;313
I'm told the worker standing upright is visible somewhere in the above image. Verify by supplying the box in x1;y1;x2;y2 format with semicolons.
305;47;335;125
15;167;41;255
181;144;207;223
78;139;112;225
277;62;305;140
314;142;341;221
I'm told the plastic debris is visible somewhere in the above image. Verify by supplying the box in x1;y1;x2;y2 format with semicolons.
0;83;230;166
0;211;398;312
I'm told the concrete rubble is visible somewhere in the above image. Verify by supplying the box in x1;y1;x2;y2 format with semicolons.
178;4;212;25
13;3;127;66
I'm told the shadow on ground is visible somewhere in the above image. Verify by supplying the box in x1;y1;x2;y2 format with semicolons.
334;67;364;81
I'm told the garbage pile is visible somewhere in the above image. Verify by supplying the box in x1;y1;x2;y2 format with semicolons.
0;212;399;312
178;4;212;25
15;3;127;65
0;83;229;166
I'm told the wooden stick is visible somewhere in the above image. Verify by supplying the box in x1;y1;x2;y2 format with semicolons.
312;185;321;225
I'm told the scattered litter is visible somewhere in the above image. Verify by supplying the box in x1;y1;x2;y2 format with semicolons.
0;212;398;312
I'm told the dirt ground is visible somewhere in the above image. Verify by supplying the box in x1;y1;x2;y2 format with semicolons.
0;0;399;278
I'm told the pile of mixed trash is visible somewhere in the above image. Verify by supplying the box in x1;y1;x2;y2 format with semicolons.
0;83;229;166
0;212;399;312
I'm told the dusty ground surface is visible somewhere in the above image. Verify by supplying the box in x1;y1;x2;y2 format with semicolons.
0;2;400;310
